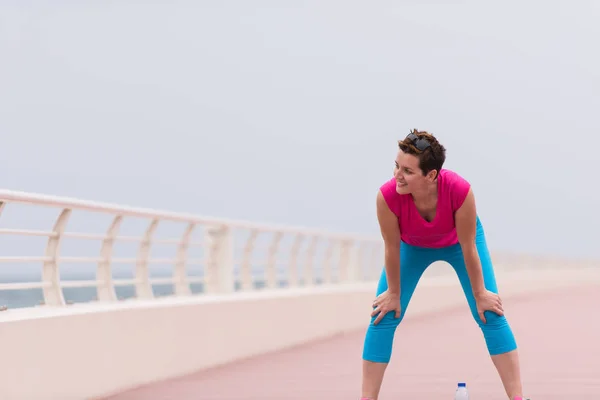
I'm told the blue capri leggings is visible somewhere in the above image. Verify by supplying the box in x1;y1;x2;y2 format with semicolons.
362;217;517;363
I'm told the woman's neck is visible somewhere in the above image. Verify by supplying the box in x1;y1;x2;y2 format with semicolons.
411;181;438;206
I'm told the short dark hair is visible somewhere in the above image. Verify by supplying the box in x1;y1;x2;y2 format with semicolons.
398;128;446;178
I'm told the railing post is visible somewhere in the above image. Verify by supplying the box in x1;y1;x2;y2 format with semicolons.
204;225;234;294
322;240;334;284
240;230;259;291
173;223;195;296
96;215;122;302
288;234;304;287
304;236;318;286
42;208;70;306
135;219;158;299
369;242;383;280
339;239;359;283
265;232;282;289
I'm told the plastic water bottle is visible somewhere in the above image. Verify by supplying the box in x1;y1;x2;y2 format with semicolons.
454;382;469;400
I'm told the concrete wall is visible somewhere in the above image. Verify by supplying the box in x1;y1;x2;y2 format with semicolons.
0;265;598;400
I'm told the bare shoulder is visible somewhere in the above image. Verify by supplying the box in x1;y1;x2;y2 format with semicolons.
376;189;394;216
456;187;476;215
455;187;477;242
376;189;401;245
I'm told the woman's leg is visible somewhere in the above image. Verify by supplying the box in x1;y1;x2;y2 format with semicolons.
444;218;523;399
361;243;433;400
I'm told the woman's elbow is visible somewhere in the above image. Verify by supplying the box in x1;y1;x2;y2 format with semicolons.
384;239;400;255
459;238;477;255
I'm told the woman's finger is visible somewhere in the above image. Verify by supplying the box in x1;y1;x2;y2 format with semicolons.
371;306;381;317
373;307;387;325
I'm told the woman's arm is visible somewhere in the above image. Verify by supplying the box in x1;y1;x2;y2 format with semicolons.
455;188;486;297
376;190;401;295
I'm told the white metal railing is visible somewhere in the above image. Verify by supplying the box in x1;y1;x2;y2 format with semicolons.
0;189;384;309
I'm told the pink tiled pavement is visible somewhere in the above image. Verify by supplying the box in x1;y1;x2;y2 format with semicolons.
102;284;600;399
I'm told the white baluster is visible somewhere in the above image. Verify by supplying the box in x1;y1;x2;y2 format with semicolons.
265;232;282;289
288;234;304;287
322;240;335;284
204;225;234;294
42;208;70;306
339;239;359;283
173;223;195;296
96;215;122;302
304;236;318;286
240;229;259;291
135;219;158;299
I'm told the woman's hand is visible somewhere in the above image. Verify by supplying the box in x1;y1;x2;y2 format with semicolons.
475;289;504;323
371;290;401;325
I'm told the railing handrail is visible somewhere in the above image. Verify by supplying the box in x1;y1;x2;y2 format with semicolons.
0;188;384;309
0;189;377;242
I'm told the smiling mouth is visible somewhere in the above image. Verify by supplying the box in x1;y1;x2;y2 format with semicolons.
396;181;407;186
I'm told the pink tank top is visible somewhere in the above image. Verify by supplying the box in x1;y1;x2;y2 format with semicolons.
379;169;471;248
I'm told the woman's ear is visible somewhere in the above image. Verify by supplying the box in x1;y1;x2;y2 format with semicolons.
427;169;438;181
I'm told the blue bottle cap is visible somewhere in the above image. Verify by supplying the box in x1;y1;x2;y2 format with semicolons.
458;382;466;387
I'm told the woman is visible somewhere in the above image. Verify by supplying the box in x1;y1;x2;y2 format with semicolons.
361;129;525;400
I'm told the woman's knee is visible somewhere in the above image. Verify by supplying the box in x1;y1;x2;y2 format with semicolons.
369;308;405;329
470;308;507;328
363;312;403;363
477;313;518;355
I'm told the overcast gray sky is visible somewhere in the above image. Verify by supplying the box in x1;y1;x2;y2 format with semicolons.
1;1;599;263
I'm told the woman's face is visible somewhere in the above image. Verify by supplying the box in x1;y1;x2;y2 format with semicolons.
393;149;430;195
